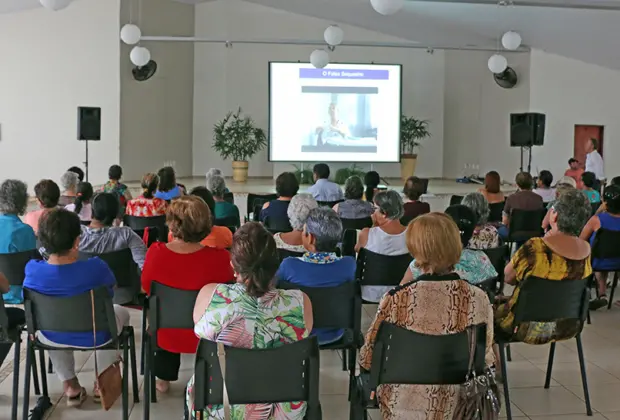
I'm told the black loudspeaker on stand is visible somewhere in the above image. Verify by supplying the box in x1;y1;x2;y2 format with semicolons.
77;107;102;182
510;112;546;173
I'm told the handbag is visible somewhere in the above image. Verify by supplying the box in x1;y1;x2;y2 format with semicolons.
217;342;231;420
90;290;123;411
452;326;501;420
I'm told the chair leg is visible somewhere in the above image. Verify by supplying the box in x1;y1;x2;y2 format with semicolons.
544;342;556;389
129;329;140;403
47;356;54;374
587;309;592;325
140;309;147;375
11;337;20;420
38;349;49;397
123;334;130;420
347;348;356;402
506;344;512;362
576;335;593;416
498;343;512;420
341;349;347;372
149;340;157;403
31;345;40;396
608;272;618;310
143;336;150;420
22;341;33;420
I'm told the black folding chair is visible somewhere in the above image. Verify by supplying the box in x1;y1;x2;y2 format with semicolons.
507;208;546;248
480;245;510;296
192;336;322;420
488;201;505;223
340;230;358;257
341;217;373;231
317;200;344;208
356;248;411;304
264;216;293;234
277;248;305;262
81;249;142;306
123;215;168;245
22;287;139;420
214;215;240;233
246;193;277;221
450;195;463;206
0;295;27;420
278;281;362;404
0;250;41;288
590;228;620;309
144;282;200;418
351;322;486;419
495;276;591;420
223;191;234;204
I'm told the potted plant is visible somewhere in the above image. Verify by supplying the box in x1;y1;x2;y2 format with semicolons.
335;164;366;185
400;116;431;181
293;164;315;185
213;108;267;183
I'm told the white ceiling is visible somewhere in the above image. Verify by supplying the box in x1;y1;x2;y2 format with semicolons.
5;0;620;70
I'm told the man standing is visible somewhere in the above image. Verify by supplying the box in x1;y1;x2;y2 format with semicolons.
585;138;605;189
565;158;584;189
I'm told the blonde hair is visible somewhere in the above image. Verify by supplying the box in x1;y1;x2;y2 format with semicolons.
406;213;462;274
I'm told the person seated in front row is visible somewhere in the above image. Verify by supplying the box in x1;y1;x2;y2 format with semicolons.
125;172;168;217
580;185;620;310
259;172;299;228
207;174;240;227
142;196;234;393
78;193;147;269
206;168;229;194
533;170;556;203
0;272;25;369
581;171;601;204
59;171;80;206
542;182;575;231
65;182;94;223
274;193;318;253
461;192;500;249
155;166;184;201
23;209;131;407
25;179;61;234
0;179;37;304
101;164;132;211
333;176;373;220
402;205;497;286
498;172;544;239
307;163;344;202
276;207;355;345
497;189;591;343
187;223;313;419
364;170;381;202
359;213;494;419
479;171;505;204
356;190;408;303
402;176;431;223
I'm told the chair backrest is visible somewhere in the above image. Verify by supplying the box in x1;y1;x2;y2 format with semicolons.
214;215;240;229
512;276;589;326
246;193;278;218
488;201;505;223
508;208;546;242
264;216;293;233
341;217;373;231
123;215;168;244
450;195;463;206
193;336;320;414
0;249;40;286
591;228;620;260
341;229;357;257
148;281;199;348
481;245;509;292
418;178;429;194
317;200;343;208
369;322;486;388
223;191;234;204
0;295;9;340
356;248;411;288
81;249;139;290
591;201;601;216
277;248;304;262
24;286;118;338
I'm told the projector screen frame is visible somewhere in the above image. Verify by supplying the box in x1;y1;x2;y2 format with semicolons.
267;61;403;163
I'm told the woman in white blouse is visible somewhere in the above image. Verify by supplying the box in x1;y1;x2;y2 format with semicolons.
273;193;318;253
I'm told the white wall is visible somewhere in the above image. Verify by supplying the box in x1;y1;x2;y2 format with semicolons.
0;0;121;188
529;49;620;181
120;0;195;181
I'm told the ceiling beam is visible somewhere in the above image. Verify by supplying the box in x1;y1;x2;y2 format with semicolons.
410;0;620;11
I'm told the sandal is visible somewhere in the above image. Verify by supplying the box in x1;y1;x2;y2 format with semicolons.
66;387;87;408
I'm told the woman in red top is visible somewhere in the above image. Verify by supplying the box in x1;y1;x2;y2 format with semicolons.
141;195;233;393
125;173;168;217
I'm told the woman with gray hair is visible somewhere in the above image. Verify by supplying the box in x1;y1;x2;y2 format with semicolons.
274;193;318;253
461;192;500;249
208;174;240;227
355;190;409;302
333;176;373;219
59;171;80;206
276;207;356;344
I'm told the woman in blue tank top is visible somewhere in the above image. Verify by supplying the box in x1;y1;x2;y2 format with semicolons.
580;185;620;310
260;172;299;230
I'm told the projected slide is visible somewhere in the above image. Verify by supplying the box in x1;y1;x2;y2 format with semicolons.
269;63;402;163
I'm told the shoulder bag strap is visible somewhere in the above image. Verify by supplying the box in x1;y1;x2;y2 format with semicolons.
217;342;230;420
91;290;99;378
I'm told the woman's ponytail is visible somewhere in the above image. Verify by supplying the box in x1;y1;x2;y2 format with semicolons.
74;182;94;215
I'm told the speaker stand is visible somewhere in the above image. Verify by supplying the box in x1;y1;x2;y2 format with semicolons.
83;139;90;182
519;146;532;174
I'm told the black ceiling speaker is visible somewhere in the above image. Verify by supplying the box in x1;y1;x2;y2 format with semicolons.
494;66;518;89
132;60;157;82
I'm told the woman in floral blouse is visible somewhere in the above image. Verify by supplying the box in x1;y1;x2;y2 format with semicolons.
187;222;313;419
125;173;167;217
461;192;500;249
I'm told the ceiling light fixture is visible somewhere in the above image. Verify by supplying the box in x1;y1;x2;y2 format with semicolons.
370;0;404;15
39;0;72;11
130;46;151;67
324;25;344;47
502;30;522;50
488;54;508;74
121;24;142;45
310;49;329;69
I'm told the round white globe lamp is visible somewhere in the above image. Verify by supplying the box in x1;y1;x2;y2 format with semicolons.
502;31;522;51
370;0;404;15
324;25;344;46
310;49;329;69
488;54;508;74
39;0;72;11
130;46;151;67
121;24;142;45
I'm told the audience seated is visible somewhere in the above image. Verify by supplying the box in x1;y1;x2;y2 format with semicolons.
24;179;60;234
359;212;494;419
206;168;229;193
23;209;130;407
276;207;355;345
141;196;234;393
533;170;556;203
461;192;500;249
307;163;344;202
497;189;591;343
65;182;93;223
564;158;584;190
594;176;620;215
207;174;240;227
580;185;620;310
498;172;544;239
0;179;36;304
274;193;318;252
356;190;408;302
479;171;505;204
188;222;312;418
101;165;132;210
59;171;79;206
582;171;601;203
542;183;576;231
79;193;146;269
364;170;380;202
259;172;299;224
67;166;85;183
0;271;24;368
155;166;183;201
125;172;167;217
402;176;431;222
333;176;373;219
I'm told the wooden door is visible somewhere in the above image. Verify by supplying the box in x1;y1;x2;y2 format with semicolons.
574;125;604;168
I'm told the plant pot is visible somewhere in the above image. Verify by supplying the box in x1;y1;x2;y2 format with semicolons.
232;161;249;183
400;154;418;181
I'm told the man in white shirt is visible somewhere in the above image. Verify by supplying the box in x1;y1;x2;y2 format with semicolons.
585;138;605;183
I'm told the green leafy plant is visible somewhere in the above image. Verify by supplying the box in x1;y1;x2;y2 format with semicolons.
213;108;267;161
401;116;431;156
335;164;366;185
293;164;314;185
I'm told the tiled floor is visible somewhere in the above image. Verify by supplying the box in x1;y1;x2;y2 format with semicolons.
1;303;620;419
